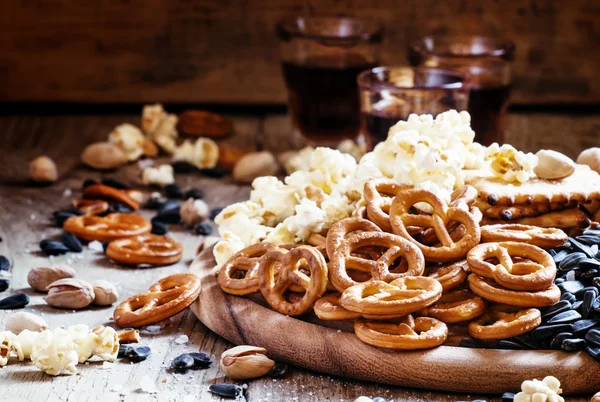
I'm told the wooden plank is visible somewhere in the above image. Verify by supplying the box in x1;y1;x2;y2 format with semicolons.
0;0;599;105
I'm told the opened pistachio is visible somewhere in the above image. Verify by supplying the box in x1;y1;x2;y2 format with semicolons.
534;149;575;179
28;265;76;292
44;278;95;309
92;280;119;306
219;345;275;380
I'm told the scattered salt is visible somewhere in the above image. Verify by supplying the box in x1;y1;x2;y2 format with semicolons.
88;240;104;252
566;270;576;281
62;188;72;197
110;384;123;392
144;325;162;333
174;334;188;344
139;375;158;393
30;214;36;220
101;361;113;370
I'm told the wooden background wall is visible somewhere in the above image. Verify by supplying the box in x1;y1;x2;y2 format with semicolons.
1;0;598;105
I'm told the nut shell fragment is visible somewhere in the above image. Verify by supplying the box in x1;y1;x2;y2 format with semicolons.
28;265;76;293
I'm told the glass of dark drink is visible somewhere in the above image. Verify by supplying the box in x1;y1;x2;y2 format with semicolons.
408;36;515;145
277;16;382;147
358;66;469;145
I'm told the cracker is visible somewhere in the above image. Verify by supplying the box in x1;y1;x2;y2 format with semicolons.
475;199;577;220
468;165;600;206
482;207;591;229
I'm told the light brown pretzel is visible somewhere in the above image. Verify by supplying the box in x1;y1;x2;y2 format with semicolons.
468;305;541;340
113;273;201;328
468;274;561;307
364;179;410;232
390;188;481;262
354;315;448;350
218;243;277;295
426;260;469;291
467;242;556;292
83;183;140;210
106;234;183;266
326;217;382;258
329;231;425;292
72;199;110;216
258;246;328;316
480;224;568;249
314;293;361;321
419;289;486;323
63;213;152;242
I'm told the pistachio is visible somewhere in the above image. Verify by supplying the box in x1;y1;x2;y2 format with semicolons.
219;345;275;380
44;278;95;309
92;280;119;306
534;149;576;179
29;155;59;183
5;312;48;334
577;147;600;174
81;142;126;170
232;151;279;183
27;265;76;293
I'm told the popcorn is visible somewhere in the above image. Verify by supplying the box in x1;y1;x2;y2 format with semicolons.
337;139;367;161
150;114;178;154
250;176;300;226
68;324;97;362
514;376;564;402
180;198;210;226
284;146;314;174
281;199;326;242
15;330;37;359
486;143;538;184
172;137;219;169
264;223;296;245
31;329;79;375
142;104;168;134
0;331;17;366
108;123;146;161
214;232;247;267
142;164;175;187
92;326;119;362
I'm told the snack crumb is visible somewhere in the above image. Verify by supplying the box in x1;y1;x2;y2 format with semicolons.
174;334;188;344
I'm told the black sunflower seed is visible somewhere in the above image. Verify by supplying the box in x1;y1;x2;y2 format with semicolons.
152;210;181;224
550;332;573;349
569;237;595;258
575;286;598;299
0;256;9;272
0;279;9;292
110;203;132;213
118;344;132;358
581;269;598;283
209;383;243;399
268;362;288;378
171;161;198;174
194;222;212;236
577;235;600;246
558;280;585;294
82;178;98;189
593;296;600;313
151;221;169;235
572;319;598;334
0;293;29;309
541;300;571;319
593;277;600;289
572;300;583;312
495;340;524;350
101;178;130;189
583;290;596;318
53;210;82;227
578;258;600;271
532;324;573;341
587;346;600;360
560;292;576;304
583;229;600;237
210;207;224;220
561;338;586;351
40;239;70;256
158;200;180;215
459;338;490;348
585;329;600;346
512;333;539;349
60;232;82;252
554;277;565;284
502;392;515;402
184;188;204;200
165;183;184;199
547;310;581;324
552;250;570;264
558;252;586;271
189;352;212;369
199;167;228;178
145;194;168;210
126;345;151;362
171;354;195;372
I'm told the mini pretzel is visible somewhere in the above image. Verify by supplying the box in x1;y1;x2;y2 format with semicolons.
314;293;361;321
63;213;152;242
480;224;568;249
106;235;183;266
352;205;368;219
72;199;110;215
364;179;410;232
390;189;481;262
426;260;468;291
258;246;328;316
113;273;201;328
218;243;277;295
326;217;381;258
468;305;541;340
420;289;486;323
340;276;442;316
467;242;556;291
354;315;448;350
307;233;326;247
468;274;561;307
83;184;140;210
329;232;425;292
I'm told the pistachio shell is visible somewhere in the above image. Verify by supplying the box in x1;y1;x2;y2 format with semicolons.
577;147;600;174
44;278;95;309
29;156;58;183
219;345;275;380
232;152;279;183
81;142;126;170
27;265;76;293
92;280;119;306
5;312;48;334
534;149;575;179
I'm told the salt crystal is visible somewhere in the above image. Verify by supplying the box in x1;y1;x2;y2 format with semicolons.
174;334;188;344
88;240;104;252
62;188;72;197
144;324;162;333
30;214;36;220
566;270;576;281
139;376;158;393
101;361;113;370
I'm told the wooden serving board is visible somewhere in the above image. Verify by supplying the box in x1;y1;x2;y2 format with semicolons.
190;247;600;395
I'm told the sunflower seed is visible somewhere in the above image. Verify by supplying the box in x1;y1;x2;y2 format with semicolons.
60;232;82;252
158;200;180;215
40;240;70;256
268;362;288;378
575;286;598;299
101;178;130;189
210;207;224;220
583;229;600;237
0;293;29;309
583;290;596;318
558;252;586;271
495;340;524;350
152;210;180;224
0;279;9;292
164;184;184;199
188;352;212;369
194;222;212;236
532;324;573;341
578;258;600;271
171;354;195;372
585;329;600;346
547;310;581;324
552;250;570;264
459;338;490;348
593;296;600;313
110;203;132;213
184;188;204;200
576;235;600;246
580;269;598;283
125;345;151;362
145;193;168;210
512;333;539;349
502;392;515;402
151;221;169;235
586;346;600;360
82;178;97;189
558;280;585;294
199;167;228;178
560;292;576;304
0;256;9;272
171;161;198;174
118;344;132;358
541;300;571;319
572;300;583;312
550;332;573;349
53;210;82;227
561;338;586;351
572;319;598;334
569;237;595;258
209;383;243;399
554;277;565;284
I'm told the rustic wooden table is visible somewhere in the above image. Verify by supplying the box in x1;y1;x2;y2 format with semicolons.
0;111;597;402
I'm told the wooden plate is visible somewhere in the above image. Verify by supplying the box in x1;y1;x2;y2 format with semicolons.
189;247;600;394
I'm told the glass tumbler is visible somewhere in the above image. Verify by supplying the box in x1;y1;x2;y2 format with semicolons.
408;36;515;145
277;16;382;147
358;66;469;145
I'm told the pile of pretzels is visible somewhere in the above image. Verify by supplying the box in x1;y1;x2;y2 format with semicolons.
217;179;568;350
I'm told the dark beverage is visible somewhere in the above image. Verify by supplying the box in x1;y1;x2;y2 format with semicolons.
363;110;407;144
467;83;511;145
282;54;377;143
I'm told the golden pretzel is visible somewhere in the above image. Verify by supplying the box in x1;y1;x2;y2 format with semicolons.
258;246;328;316
113;273;201;328
480;224;568;249
72;199;110;216
426;260;469;292
389;188;481;262
354;315;448;350
63;213;152;242
468;274;561;307
352;205;368;219
83;183;140;211
420;289;487;323
468;305;541;340
329;231;425;292
106;235;183;266
314;293;361;321
467;242;556;292
364;179;410;232
340;276;442;316
326;217;382;258
218;243;277;295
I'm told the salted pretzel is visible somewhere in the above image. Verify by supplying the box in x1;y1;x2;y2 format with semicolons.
468;274;561;307
419;289;486;323
352;205;368;220
307;233;326;247
113;273;201;328
364;179;410;232
354;315;448;350
83;183;140;210
389;189;481;262
340;276;442;317
63;213;152;242
326;217;381;258
258;246;328;316
468;305;541;340
314;293;361;321
106;234;183;266
329;232;425;292
72;199;110;215
426;260;468;291
218;243;277;295
467;242;556;292
480;224;568;249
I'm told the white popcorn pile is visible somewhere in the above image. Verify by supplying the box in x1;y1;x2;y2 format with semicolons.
514;376;564;402
142;164;175;186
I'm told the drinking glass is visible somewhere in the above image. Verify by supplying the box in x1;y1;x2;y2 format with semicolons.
358;66;469;145
408;36;515;145
277;16;382;146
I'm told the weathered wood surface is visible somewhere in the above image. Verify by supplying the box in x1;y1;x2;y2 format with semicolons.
1;0;599;105
0;112;597;402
